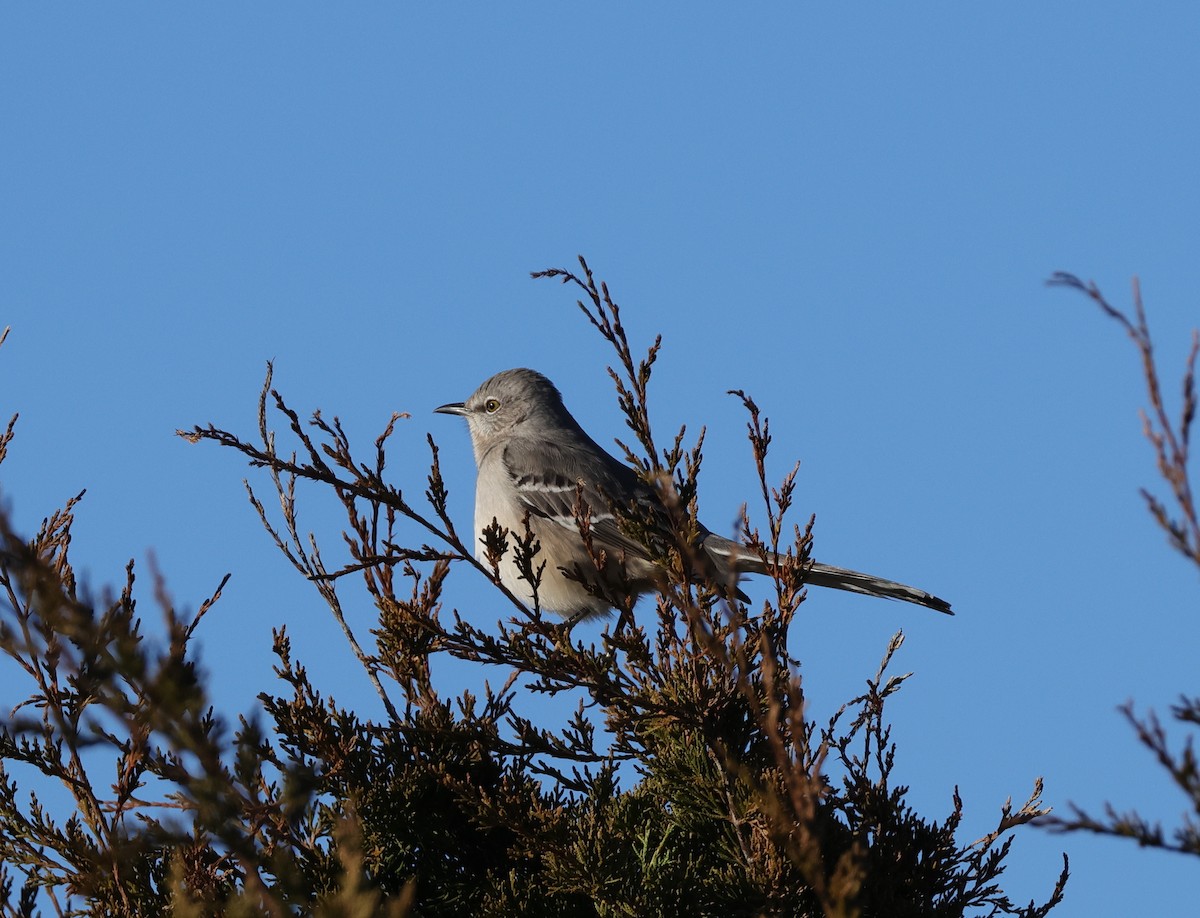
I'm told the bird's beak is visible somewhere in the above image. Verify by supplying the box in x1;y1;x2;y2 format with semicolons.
435;402;467;416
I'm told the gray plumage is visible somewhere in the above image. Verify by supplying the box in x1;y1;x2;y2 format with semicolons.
436;368;952;619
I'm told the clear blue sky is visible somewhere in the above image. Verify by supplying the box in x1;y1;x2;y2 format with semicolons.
3;5;1198;914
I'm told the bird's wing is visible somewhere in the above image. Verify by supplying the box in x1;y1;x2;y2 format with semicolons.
499;437;662;562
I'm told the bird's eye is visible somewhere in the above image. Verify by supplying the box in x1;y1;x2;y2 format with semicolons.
483;398;501;413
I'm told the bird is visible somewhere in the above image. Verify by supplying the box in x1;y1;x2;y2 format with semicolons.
436;368;952;619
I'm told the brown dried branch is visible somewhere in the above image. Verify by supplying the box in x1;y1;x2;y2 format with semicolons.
1049;273;1199;569
1042;274;1200;864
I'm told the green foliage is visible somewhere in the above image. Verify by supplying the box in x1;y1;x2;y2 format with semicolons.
0;272;1067;917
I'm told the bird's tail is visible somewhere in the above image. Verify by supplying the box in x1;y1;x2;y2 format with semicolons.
803;562;953;615
702;534;953;615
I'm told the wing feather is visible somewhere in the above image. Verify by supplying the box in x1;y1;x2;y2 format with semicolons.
501;438;661;561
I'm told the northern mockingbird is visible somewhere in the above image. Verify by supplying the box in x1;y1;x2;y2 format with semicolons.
436;368;952;619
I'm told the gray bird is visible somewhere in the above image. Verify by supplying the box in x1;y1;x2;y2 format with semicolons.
436;368;952;619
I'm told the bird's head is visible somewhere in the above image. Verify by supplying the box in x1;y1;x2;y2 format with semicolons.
435;368;572;460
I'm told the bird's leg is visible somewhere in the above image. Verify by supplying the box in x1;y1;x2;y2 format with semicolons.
560;608;588;630
545;609;587;650
614;604;635;634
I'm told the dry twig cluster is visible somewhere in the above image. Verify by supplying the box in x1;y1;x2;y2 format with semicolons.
1042;274;1200;857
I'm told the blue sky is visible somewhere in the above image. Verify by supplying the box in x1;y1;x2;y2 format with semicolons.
3;4;1198;914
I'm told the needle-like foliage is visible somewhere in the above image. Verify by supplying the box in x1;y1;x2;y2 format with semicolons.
0;268;1067;916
